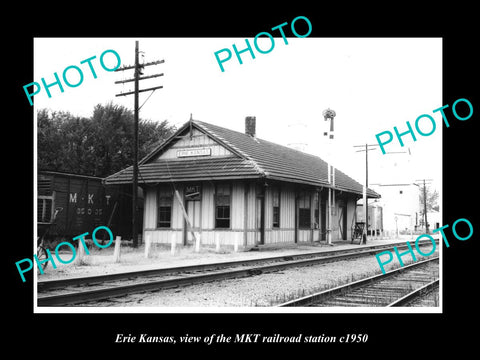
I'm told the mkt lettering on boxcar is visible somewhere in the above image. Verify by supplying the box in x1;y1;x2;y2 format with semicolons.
37;170;143;241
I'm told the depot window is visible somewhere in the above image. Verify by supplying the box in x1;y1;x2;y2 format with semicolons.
272;186;280;228
157;186;173;228
298;191;311;229
215;184;231;228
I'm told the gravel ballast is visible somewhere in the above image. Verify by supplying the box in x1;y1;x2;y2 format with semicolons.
79;244;440;308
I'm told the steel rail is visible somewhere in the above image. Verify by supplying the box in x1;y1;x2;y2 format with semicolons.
38;239;437;292
387;279;439;307
277;257;439;307
37;241;438;307
38;266;266;306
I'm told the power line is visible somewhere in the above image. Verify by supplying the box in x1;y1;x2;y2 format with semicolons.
413;179;433;234
114;40;164;247
353;143;409;242
352;143;379;244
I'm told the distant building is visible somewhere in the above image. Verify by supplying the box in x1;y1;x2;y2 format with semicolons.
370;183;420;234
425;209;441;231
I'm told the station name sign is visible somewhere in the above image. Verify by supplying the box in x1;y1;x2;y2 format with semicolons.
177;147;212;158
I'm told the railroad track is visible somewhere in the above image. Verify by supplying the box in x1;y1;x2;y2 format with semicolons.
278;257;439;307
388;279;439;307
37;239;438;307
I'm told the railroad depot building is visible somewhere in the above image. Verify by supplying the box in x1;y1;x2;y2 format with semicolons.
105;117;380;248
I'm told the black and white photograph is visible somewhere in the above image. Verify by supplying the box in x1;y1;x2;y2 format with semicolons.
32;37;443;312
8;5;478;355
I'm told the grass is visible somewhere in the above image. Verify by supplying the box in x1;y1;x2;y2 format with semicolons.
264;270;380;307
38;239;252;279
262;250;439;307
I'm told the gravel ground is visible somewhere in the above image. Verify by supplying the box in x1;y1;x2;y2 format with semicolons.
409;289;440;307
38;244;325;280
78;244;439;308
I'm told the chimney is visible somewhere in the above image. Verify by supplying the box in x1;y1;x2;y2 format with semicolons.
245;116;256;137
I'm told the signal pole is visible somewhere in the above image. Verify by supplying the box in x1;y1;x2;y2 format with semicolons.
322;108;336;245
115;40;164;247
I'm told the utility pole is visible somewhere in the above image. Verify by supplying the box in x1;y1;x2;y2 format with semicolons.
423;180;428;233
353;144;379;244
354;145;408;243
414;179;433;234
115;40;164;247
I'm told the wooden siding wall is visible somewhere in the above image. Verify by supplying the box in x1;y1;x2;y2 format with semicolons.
331;196;342;241
144;182;251;246
346;196;356;240
143;183;185;245
266;183;296;244
143;181;358;247
244;182;258;245
328;193;357;241
155;128;233;160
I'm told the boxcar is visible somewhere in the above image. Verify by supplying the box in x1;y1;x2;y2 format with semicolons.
37;170;142;241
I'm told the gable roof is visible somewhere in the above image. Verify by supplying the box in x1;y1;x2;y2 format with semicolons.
105;119;380;198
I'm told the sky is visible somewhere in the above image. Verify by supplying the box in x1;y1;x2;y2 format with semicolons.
33;37;442;199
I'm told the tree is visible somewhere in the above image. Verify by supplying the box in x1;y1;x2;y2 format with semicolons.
37;109;92;174
419;185;439;213
88;103;134;177
418;185;439;229
37;103;176;178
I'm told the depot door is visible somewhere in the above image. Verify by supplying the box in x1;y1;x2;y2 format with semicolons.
338;201;347;240
320;193;326;241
